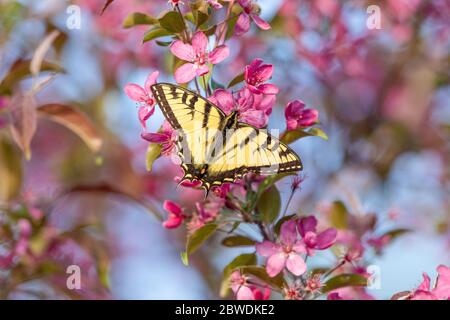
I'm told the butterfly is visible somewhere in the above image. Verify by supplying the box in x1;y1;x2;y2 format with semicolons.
150;83;302;194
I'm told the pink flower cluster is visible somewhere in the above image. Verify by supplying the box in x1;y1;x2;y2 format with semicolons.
256;217;337;277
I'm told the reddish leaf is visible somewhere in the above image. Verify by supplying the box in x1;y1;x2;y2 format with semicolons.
37;104;103;153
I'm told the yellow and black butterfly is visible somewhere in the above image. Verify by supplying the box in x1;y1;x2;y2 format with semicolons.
151;83;302;194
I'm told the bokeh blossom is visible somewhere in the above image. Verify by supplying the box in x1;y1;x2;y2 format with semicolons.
170;31;229;83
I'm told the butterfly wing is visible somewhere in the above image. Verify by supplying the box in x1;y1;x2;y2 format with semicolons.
151;83;226;186
204;124;302;189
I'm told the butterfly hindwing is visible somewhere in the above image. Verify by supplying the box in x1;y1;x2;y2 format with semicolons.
205;124;302;188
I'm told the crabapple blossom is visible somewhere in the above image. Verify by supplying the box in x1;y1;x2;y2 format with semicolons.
297;216;337;256
170;31;229;83
124;71;159;130
235;0;271;35
209;87;275;128
285;100;319;130
409;265;450;300
141;121;176;156
256;220;307;277
162;200;186;229
230;271;271;300
244;59;279;95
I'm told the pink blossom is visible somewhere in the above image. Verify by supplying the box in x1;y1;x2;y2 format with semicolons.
298;216;337;256
256;220;307;277
367;235;391;254
174;176;202;189
124;71;159;130
230;271;255;300
244;59;279;95
283;284;302;300
235;0;271;35
207;0;222;9
230;271;271;300
170;31;229;83
212;184;231;198
410;265;450;300
162;200;185;229
141;121;176;156
209;87;275;128
188;200;224;231
285;100;319;130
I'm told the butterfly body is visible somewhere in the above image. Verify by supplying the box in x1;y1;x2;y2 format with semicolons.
151;83;302;194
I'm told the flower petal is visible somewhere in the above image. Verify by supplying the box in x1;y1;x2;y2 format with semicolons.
212;89;235;114
280;220;298;246
138;105;155;129
235;13;250;36
192;31;208;56
266;252;287;277
141;132;169;143
196;64;210;77
170;40;195;62
163;214;183;229
240;109;267;128
144;71;160;92
124;83;147;102
256;241;280;257
316;228;337;249
236;286;255;300
298;216;317;236
163;200;183;216
250;14;271;30
174;63;197;83
432;265;450;300
209;45;230;64
286;253;307;276
257;83;279;95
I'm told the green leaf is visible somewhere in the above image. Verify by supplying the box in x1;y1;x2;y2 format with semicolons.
158;11;186;33
211;78;224;90
0;138;22;201
203;24;217;36
222;235;256;247
142;27;173;43
322;273;367;293
257;186;281;223
281;128;328;145
182;223;218;265
274;214;297;235
382;228;412;240
220;253;256;297
123;12;158;28
145;143;162;172
256;173;295;199
328;201;349;229
155;40;172;47
225;14;239;40
190;0;210;27
239;266;285;289
227;72;245;88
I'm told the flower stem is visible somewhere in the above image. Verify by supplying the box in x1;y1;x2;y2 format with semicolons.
282;189;295;217
322;260;346;279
